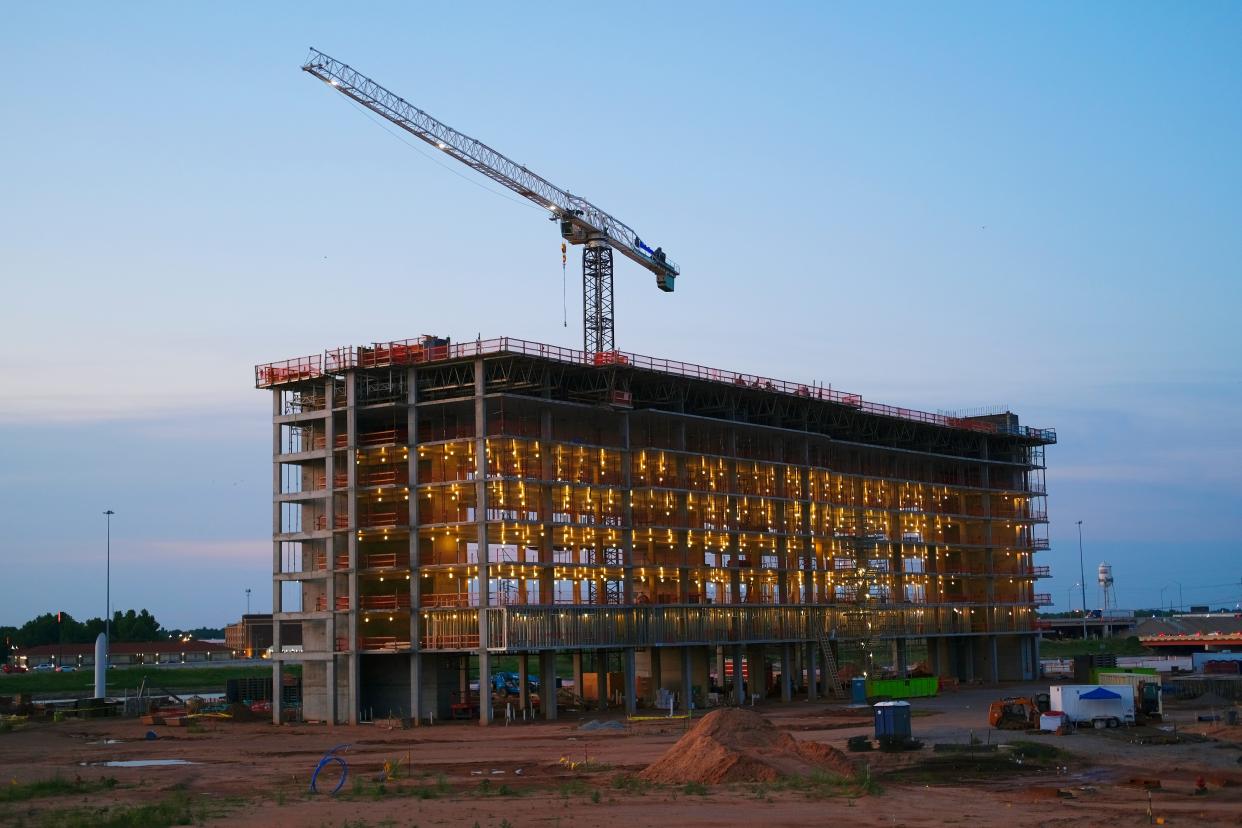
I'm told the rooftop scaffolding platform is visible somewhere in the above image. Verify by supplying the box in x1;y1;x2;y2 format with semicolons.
256;336;1056;444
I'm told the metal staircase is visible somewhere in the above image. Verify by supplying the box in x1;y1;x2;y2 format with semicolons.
816;630;846;699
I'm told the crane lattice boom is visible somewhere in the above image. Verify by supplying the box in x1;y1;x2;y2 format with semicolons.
302;49;678;353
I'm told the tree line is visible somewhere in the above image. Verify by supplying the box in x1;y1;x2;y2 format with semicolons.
1;610;224;649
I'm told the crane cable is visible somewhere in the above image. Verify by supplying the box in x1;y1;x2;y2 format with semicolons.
561;242;568;327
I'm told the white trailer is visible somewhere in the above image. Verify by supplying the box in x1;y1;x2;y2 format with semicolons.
1049;684;1135;727
1097;671;1163;719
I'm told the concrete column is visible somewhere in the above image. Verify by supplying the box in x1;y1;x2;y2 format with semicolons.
543;650;563;720
345;373;359;725
682;647;694;712
518;652;529;716
623;648;637;715
650;647;662;699
806;643;818;701
978;442;997;650
732;645;745;705
474;358;491;725
271;390;283;726
792;643;803;692
675;467;691;604
539;409;554;604
596;651;608;710
714;646;725;697
894;639;908;675
406;368;421;722
540;650;558;720
320;381;338;725
573;652;584;704
620;413;635;604
748;645;766;703
780;644;793;702
989;636;999;684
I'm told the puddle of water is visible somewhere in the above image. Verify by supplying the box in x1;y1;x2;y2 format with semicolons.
86;759;198;768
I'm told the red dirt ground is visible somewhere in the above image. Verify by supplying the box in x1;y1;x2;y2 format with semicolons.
2;684;1240;827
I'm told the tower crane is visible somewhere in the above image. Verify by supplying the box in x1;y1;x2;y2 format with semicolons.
301;49;678;356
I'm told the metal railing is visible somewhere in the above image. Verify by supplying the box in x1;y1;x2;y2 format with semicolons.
256;336;1055;441
413;603;1036;652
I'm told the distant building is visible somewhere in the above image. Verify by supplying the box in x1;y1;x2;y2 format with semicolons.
225;614;304;658
12;640;236;669
1137;613;1242;653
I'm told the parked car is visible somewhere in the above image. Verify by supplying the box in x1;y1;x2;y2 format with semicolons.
32;663;56;672
1;663;28;674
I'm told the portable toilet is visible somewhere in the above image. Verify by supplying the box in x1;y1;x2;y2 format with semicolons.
874;701;912;741
851;677;868;705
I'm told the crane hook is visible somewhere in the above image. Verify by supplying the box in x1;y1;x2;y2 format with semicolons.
561;243;568;328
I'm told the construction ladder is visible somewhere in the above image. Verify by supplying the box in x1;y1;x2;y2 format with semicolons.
816;631;846;699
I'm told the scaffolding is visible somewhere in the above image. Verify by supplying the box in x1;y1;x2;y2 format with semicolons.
260;335;1054;724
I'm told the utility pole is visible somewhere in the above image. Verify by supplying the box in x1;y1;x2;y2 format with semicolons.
1077;520;1088;640
104;510;115;668
245;587;252;616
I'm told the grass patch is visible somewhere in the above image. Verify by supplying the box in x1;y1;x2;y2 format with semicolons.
0;664;300;696
1005;740;1070;761
681;781;708;796
0;776;117;803
881;749;1060;786
762;768;880;799
558;779;590;798
611;773;654;795
27;790;231;828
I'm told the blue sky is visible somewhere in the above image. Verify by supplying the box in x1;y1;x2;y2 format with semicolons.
2;2;1239;627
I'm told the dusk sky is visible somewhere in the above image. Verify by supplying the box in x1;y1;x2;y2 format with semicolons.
2;2;1239;628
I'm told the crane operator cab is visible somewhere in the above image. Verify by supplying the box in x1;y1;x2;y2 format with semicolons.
636;236;676;292
559;216;589;244
654;249;676;292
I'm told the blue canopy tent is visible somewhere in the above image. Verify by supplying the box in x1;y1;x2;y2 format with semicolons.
1079;687;1122;700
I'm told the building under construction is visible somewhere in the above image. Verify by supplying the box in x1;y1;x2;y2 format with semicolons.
257;336;1054;725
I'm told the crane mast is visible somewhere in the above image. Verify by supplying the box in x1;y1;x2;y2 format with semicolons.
301;48;678;355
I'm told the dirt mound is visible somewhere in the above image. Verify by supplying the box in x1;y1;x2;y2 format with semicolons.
639;708;857;784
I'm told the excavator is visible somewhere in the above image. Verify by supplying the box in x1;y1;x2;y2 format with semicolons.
988;693;1050;730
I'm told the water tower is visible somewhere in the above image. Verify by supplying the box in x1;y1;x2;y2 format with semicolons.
1098;561;1115;613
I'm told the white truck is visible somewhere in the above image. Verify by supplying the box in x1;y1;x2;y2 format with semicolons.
1049;684;1135;728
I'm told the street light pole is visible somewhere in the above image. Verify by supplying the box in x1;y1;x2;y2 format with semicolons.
1159;585;1167;615
104;510;115;669
1077;520;1088;640
245;588;252;616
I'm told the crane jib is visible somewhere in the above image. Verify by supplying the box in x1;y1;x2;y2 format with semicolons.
302;48;678;349
301;50;676;279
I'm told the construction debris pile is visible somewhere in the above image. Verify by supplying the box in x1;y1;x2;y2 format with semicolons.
639;708;857;784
